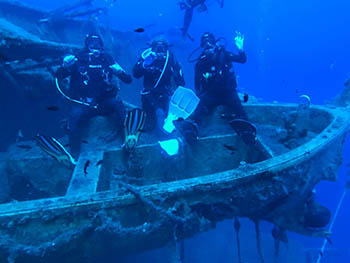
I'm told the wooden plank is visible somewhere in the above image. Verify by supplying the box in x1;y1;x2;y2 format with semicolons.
65;151;104;196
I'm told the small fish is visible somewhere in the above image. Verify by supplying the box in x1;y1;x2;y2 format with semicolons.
16;144;32;150
82;140;89;144
134;27;145;33
243;93;249;103
84;160;90;176
96;160;103;166
223;144;237;152
47;105;59;111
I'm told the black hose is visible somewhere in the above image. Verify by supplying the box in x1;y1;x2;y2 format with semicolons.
187;46;202;63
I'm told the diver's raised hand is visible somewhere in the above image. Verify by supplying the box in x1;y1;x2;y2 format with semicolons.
140;48;156;68
142;53;156;68
234;31;244;51
62;54;77;70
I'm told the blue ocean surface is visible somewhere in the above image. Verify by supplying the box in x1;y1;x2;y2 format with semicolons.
0;0;349;262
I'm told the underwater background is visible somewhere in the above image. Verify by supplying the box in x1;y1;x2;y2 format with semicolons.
1;0;350;262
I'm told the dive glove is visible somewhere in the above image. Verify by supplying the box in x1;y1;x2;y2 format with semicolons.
143;53;156;68
110;63;125;74
62;55;77;69
234;31;244;51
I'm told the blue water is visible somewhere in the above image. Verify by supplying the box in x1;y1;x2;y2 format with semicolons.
3;0;350;262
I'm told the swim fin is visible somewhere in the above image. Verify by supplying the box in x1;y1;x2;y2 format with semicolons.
123;108;146;151
35;134;76;165
163;86;200;133
230;119;257;145
173;118;199;145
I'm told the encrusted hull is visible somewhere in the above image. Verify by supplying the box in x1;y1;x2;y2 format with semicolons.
0;104;349;262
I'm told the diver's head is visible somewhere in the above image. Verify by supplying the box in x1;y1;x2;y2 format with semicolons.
151;38;168;56
85;33;104;56
200;32;216;49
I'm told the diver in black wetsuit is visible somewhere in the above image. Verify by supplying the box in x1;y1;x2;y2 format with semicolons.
192;31;248;124
56;33;132;157
133;38;185;132
179;0;207;40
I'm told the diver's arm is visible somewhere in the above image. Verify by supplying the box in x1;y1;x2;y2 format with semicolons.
56;66;71;80
110;62;132;84
132;58;147;79
117;70;132;84
194;63;202;94
55;55;79;100
56;54;77;79
106;53;132;84
227;50;247;64
229;30;247;63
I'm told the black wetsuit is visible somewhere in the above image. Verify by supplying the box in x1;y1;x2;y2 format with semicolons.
56;49;132;156
133;51;185;132
192;46;247;123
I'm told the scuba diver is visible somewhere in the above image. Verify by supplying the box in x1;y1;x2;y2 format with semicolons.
133;38;185;133
56;33;132;157
179;0;207;40
191;31;256;144
192;31;247;122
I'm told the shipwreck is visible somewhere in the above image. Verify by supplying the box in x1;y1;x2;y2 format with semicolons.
0;1;350;262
